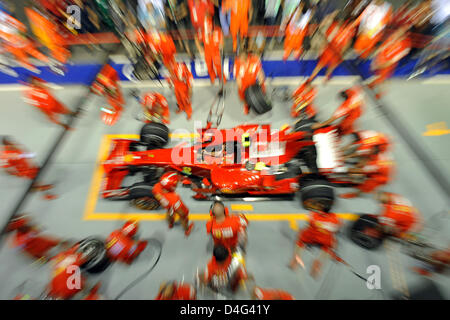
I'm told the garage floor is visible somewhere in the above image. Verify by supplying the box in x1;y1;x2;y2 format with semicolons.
0;74;449;299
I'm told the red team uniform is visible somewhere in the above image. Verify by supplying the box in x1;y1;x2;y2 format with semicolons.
222;0;251;52
332;87;364;136
91;64;125;126
48;246;87;299
203;250;248;292
141;92;170;124
152;172;193;235
234;54;265;114
353;130;390;160
370;31;412;94
378;192;420;236
188;0;215;32
167;63;194;120
354;1;392;59
1;143;38;180
296;210;341;255
198;18;226;84
105;221;148;264
24;77;72;128
357;154;393;193
284;7;312;61
206;211;248;252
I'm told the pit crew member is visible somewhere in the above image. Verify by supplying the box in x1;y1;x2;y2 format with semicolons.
342;130;390;162
353;0;392;60
23;76;75;129
105;220;148;264
139;92;170;124
196;13;226;84
201;245;249;293
289;208;342;279
206;200;249;253
1;137;56;199
167;62;194;120
376;191;422;239
312;86;364;137
234;49;265;115
338;153;394;199
152;171;194;236
91;64;124;126
6;216;61;260
222;0;252;52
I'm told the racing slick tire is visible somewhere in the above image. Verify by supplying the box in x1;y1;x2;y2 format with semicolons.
140;123;169;149
349;214;384;250
128;183;161;210
78;238;111;274
299;180;335;212
244;84;272;115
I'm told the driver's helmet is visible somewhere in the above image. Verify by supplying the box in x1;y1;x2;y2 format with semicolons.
121;220;139;237
159;171;180;192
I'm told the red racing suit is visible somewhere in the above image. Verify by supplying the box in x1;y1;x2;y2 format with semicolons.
370;33;411;89
284;8;312;61
354;130;390;160
203;253;248;292
297;210;341;255
167;63;193;120
332;87;364;136
357;154;393;193
234;54;265;114
206;214;248;252
1;144;38;179
222;0;251;52
141;92;170;124
105;229;148;264
199;18;226;84
10;228;60;260
152;172;190;223
92;64;124;124
24;82;72;126
48;246;86;299
378;193;421;235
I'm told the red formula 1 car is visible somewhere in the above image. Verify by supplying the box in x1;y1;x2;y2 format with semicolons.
100;119;353;211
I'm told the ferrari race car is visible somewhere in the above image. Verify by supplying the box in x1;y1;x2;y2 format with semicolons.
100;119;352;211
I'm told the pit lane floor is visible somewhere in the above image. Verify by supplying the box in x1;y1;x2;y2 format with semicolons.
0;77;449;300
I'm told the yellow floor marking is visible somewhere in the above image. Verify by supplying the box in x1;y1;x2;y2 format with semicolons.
230;204;254;211
423;122;450;136
83;134;360;225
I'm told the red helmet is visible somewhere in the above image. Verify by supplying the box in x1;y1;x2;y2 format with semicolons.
121;220;139;237
159;172;180;192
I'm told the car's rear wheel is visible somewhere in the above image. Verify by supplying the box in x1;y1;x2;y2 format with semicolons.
294;118;317;133
244;84;272;115
140;123;169;149
78;238;110;274
299;180;335;212
349;214;384;250
128;183;160;210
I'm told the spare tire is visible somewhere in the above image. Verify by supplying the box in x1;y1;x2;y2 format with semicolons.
140;123;169;149
244;84;272;115
349;214;384;250
78;237;110;274
300;180;335;212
